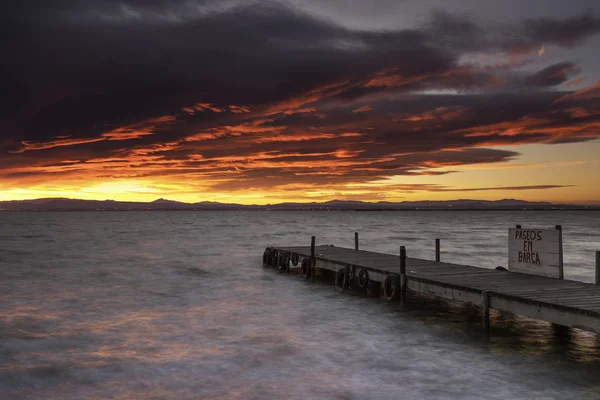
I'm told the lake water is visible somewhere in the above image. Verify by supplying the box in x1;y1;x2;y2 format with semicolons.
1;211;600;399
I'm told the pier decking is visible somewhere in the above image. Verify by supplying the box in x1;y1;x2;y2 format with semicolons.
264;243;600;333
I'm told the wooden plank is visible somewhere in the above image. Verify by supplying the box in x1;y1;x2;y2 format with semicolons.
508;227;562;278
552;301;600;309
490;296;600;332
508;227;561;242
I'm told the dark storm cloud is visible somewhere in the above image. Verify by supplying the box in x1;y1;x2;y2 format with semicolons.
1;0;600;191
524;62;581;87
2;1;450;142
524;12;600;47
4;1;598;141
426;9;600;54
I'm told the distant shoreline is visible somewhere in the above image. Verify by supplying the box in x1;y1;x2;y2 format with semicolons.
2;208;599;212
2;197;598;212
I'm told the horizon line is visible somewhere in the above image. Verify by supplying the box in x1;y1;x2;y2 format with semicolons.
2;196;600;207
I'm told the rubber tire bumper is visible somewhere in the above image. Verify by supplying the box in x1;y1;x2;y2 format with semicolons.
263;249;272;267
383;275;400;301
270;250;279;268
335;267;349;292
291;253;299;266
301;259;312;278
278;252;289;271
357;268;369;289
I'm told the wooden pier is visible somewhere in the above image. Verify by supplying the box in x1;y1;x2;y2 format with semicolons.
263;237;600;334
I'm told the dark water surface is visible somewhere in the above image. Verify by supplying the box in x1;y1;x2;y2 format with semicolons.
1;211;600;399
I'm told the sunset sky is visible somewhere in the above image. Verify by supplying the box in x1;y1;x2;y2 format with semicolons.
2;0;600;204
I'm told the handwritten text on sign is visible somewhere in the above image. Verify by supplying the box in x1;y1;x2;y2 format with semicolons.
508;228;562;278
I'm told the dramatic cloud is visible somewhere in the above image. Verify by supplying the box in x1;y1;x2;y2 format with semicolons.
1;0;600;202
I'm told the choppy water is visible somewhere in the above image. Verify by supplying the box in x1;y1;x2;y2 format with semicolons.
1;211;600;399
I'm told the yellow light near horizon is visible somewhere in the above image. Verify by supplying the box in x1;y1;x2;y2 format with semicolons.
1;141;599;205
81;181;158;195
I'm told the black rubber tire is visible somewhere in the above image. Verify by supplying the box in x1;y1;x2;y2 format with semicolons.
348;267;355;289
291;253;299;266
278;252;290;271
495;266;508;271
357;268;369;289
270;250;279;268
301;259;311;278
263;249;271;267
383;275;400;301
335;267;349;292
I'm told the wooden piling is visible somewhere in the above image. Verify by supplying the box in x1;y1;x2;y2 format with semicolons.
400;246;407;302
355;232;359;250
596;251;600;285
556;225;564;279
310;236;316;283
435;238;440;262
267;243;600;334
268;244;600;333
482;290;490;332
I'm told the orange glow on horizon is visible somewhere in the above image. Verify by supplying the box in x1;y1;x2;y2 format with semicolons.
3;80;600;205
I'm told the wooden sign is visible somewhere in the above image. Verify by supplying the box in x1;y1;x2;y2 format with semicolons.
508;225;563;279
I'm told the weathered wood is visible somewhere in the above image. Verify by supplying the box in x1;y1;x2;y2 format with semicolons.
482;290;490;332
508;227;562;278
310;236;316;283
490;295;600;332
355;232;359;250
269;244;600;333
400;246;407;302
435;238;440;262
400;246;406;275
596;251;600;285
556;225;564;279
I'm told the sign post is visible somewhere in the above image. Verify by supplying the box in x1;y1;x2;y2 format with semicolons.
508;225;563;279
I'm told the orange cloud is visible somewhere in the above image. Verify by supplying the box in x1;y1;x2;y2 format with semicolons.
566;77;586;88
10;115;176;152
196;103;225;112
352;105;373;113
555;80;600;103
229;105;252;113
364;69;426;88
184;103;226;113
10;137;106;153
261;79;351;116
283;107;316;115
404;106;468;122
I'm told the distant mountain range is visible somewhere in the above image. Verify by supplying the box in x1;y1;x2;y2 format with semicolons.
0;198;597;211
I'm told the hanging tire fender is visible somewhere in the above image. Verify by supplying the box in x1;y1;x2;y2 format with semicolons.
291;253;299;266
335;267;349;292
301;258;312;278
263;249;272;267
278;252;290;271
270;250;279;268
357;268;369;289
383;275;400;301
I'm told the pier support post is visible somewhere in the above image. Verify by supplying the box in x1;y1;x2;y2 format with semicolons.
311;236;316;283
355;232;359;251
400;246;407;303
596;251;600;285
556;225;564;279
482;290;490;332
435;238;440;262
